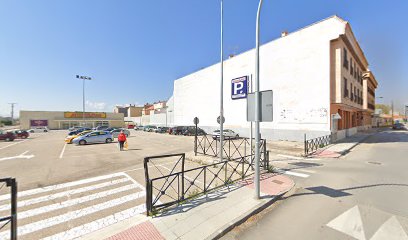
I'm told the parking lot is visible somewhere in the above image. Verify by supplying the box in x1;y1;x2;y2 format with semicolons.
0;129;214;239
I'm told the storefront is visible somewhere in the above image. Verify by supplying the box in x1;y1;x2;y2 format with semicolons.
19;111;125;130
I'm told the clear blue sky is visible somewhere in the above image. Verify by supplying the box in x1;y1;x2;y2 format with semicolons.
0;0;407;117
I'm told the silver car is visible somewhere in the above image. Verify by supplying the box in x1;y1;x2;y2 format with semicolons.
72;131;113;145
110;129;130;138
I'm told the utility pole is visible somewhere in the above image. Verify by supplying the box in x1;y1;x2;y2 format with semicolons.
391;100;394;125
8;103;17;125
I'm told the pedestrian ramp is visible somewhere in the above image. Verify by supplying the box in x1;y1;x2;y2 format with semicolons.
0;172;146;240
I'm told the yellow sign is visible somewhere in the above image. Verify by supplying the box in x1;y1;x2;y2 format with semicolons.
64;112;107;119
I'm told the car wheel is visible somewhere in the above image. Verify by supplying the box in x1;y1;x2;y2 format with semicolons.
106;138;113;143
79;140;86;145
236;135;239;139
22;135;27;139
5;138;10;142
126;134;129;137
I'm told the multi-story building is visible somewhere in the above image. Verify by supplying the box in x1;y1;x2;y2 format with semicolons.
113;104;143;117
171;16;378;141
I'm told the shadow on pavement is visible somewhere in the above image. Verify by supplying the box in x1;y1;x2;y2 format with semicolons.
284;183;408;199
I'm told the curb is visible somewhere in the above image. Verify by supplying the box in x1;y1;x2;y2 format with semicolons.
208;180;295;240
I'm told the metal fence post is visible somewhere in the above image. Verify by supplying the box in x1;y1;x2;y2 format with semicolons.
304;133;307;156
194;125;198;156
143;157;151;216
263;140;267;170
181;154;185;200
10;178;17;240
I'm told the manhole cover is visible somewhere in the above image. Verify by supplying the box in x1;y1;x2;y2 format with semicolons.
367;161;382;165
272;180;284;185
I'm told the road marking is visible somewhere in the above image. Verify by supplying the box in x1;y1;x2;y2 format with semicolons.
0;151;35;162
0;139;29;150
59;143;67;159
0;193;146;239
275;168;309;178
18;184;140;219
0;177;130;211
327;205;366;240
296;169;316;174
277;154;304;160
0;172;127;201
370;216;408;240
43;204;147;240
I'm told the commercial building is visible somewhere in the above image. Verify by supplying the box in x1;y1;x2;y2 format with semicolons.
113;104;143;117
20;111;125;130
171;16;378;141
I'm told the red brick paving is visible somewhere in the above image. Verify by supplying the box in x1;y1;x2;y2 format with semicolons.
105;221;164;240
239;173;294;196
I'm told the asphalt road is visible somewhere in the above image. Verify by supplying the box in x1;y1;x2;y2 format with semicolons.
223;129;408;240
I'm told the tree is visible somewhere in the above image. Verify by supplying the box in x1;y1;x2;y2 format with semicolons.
375;104;391;114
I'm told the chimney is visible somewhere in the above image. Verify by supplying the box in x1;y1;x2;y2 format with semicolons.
281;31;288;37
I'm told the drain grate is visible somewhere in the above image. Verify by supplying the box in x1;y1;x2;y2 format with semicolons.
367;161;382;165
272;180;284;185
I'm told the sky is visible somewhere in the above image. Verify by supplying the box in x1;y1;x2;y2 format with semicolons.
0;0;407;117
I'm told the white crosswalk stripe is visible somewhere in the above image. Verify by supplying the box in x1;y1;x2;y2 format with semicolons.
0;172;147;240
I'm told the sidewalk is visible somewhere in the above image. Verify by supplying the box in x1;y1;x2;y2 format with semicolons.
86;173;294;240
311;129;381;158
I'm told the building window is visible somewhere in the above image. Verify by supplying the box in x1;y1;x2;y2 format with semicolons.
350;83;353;101
350;58;353;75
354;63;357;79
344;78;349;97
354;87;357;103
343;48;349;69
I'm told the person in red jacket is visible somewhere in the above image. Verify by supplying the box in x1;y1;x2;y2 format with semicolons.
117;130;127;151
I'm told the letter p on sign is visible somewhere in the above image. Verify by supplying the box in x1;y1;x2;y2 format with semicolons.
231;76;248;100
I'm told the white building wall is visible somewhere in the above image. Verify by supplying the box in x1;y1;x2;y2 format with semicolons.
174;17;347;141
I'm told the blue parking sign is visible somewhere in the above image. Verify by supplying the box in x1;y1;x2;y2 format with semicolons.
231;76;248;100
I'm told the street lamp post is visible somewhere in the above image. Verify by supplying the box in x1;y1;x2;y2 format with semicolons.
219;0;224;163
254;0;264;199
76;75;92;127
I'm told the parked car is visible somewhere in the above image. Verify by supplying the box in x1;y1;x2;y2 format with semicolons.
182;126;206;136
65;130;92;144
127;124;135;129
68;126;85;131
155;127;170;133
212;129;239;140
27;127;49;133
0;130;15;141
93;125;110;131
144;125;157;132
67;127;92;136
72;131;113;145
170;126;187;135
9;130;29;139
134;125;144;131
104;127;117;132
110;129;130;138
392;123;407;130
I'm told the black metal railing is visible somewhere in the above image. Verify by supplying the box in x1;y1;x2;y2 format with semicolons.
0;178;17;240
195;134;267;161
144;152;269;216
304;134;332;156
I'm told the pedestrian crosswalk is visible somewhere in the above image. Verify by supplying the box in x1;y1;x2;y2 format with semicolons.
0;172;147;240
273;154;324;178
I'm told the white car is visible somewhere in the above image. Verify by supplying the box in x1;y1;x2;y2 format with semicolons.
27;127;49;133
212;129;239;140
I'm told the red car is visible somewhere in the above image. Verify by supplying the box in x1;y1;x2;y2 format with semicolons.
11;130;30;139
0;130;16;141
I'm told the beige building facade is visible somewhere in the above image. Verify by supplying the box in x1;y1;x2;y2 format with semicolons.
20;111;125;130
